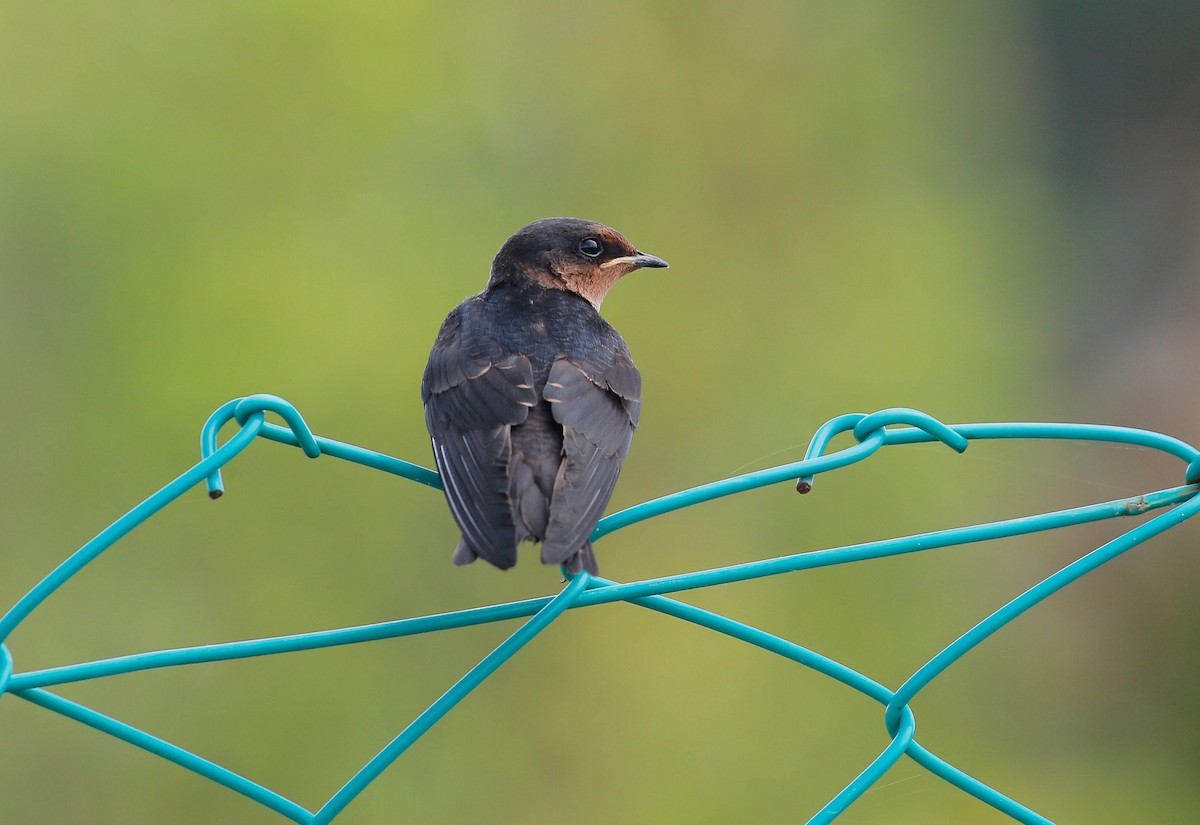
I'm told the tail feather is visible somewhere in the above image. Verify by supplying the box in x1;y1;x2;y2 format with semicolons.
452;538;478;566
546;540;599;576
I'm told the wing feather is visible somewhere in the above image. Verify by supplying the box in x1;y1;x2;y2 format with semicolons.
421;304;536;569
542;352;641;565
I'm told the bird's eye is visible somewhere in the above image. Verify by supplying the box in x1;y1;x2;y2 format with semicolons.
578;238;603;258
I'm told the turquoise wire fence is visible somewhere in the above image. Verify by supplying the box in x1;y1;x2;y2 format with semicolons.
3;393;1199;823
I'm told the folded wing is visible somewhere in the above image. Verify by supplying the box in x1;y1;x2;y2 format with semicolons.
422;306;537;568
541;349;641;570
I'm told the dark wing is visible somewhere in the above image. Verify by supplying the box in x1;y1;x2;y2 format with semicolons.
422;305;537;568
541;345;641;569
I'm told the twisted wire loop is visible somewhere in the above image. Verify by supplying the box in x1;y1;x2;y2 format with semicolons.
2;396;1198;824
795;408;968;493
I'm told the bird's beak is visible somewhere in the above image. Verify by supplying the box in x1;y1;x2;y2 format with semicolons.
600;252;670;270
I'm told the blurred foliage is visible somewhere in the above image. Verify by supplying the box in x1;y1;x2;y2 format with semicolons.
2;2;1198;823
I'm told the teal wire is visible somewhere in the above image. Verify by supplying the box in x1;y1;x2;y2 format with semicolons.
15;687;313;823
310;572;591;824
11;485;1192;694
587;577;1054;824
3;396;1198;824
0;411;266;645
887;489;1200;730
10;488;1189;825
0;643;11;693
199;395;440;498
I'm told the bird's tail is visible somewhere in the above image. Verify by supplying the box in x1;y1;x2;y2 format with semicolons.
545;540;599;576
452;538;478;566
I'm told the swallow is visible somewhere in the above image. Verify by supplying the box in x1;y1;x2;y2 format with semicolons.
421;218;667;575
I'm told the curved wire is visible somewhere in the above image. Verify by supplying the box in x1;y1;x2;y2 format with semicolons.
2;395;1197;824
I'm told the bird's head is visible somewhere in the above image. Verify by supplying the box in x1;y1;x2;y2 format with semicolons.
489;217;668;309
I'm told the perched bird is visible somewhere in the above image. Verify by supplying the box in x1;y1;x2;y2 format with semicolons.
421;218;667;575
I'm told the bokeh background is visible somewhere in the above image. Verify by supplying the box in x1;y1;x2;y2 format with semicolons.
3;2;1200;822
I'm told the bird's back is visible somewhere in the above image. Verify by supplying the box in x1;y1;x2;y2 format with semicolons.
422;217;660;575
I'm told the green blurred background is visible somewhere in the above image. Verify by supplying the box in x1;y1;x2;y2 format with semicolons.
4;2;1200;822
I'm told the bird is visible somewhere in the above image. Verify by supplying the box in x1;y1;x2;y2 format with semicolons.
421;218;668;575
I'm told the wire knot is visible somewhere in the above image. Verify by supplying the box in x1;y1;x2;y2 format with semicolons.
796;408;967;494
201;394;322;498
231;395;322;458
851;408;969;453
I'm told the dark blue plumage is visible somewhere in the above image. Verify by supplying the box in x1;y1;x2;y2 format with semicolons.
421;218;667;574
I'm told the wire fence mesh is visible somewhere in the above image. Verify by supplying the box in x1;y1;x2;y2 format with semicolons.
3;394;1198;824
